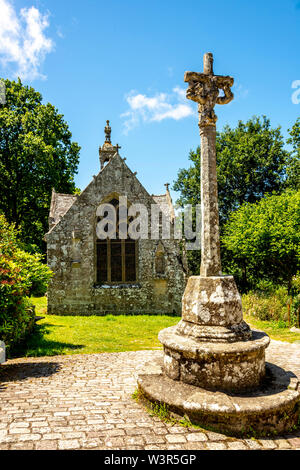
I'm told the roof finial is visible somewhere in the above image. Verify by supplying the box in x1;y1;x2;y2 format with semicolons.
105;120;111;144
165;183;170;193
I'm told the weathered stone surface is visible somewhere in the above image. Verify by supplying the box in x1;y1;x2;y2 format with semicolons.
175;321;252;343
199;126;221;277
138;360;300;437
181;276;250;332
0;344;300;449
184;53;234;277
178;275;252;344
0;341;5;364
45;125;187;316
159;327;269;391
99;120;121;170
184;53;234;128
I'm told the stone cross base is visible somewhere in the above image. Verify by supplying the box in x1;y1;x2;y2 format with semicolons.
137;271;300;435
159;327;269;392
138;361;300;437
180;276;252;342
157;275;270;392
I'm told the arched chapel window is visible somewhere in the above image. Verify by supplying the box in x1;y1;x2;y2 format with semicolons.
155;253;165;275
96;198;137;284
155;242;165;275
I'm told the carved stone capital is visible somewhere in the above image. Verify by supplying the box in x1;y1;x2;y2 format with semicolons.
184;65;234;128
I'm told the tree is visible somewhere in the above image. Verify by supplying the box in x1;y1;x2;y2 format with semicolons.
0;78;81;251
173;116;292;275
0;214;52;350
174;116;289;225
222;190;300;293
286;118;300;190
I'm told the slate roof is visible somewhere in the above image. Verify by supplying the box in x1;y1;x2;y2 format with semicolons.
152;194;175;221
48;190;175;231
49;191;77;227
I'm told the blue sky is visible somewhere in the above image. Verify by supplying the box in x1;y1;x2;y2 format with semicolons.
0;0;300;201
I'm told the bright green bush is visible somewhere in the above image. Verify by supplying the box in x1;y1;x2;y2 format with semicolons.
223;190;300;292
14;249;53;297
290;273;300;326
243;291;287;322
242;284;299;326
0;214;52;349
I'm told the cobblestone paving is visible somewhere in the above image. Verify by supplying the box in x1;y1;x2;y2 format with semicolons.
0;340;299;450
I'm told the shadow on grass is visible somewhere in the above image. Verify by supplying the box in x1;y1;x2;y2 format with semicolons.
8;323;84;359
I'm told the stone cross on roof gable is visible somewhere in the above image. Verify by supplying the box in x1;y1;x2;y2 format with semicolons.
115;144;121;154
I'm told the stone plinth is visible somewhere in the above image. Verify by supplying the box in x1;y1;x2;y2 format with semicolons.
138;361;300;437
160;327;269;392
180;276;252;341
159;275;267;392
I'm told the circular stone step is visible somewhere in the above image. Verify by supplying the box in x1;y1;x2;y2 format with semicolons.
138;360;300;437
159;327;270;392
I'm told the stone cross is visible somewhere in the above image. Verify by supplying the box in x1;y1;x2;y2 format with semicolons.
184;53;234;277
115;143;122;154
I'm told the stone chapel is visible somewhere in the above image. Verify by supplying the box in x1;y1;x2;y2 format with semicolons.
45;122;188;315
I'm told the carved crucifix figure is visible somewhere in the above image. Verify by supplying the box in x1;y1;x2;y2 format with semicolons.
184;53;234;277
184;53;234;127
104;120;112;144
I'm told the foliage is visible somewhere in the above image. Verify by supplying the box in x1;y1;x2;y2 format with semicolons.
174;116;290;225
243;289;290;323
0;214;52;349
222;190;300;292
290;273;300;325
216;116;291;222
0;78;81;251
286;118;300;190
243;311;300;344
173;116;296;277
13;249;53;297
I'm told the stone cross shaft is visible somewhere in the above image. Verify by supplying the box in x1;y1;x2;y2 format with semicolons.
184;53;234;277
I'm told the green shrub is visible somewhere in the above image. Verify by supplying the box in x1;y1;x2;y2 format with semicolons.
14;249;53;297
222;190;300;292
242;284;299;326
0;214;52;350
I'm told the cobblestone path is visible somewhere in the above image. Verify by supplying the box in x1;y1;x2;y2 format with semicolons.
0;340;299;450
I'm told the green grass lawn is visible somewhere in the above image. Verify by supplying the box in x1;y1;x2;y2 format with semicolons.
10;297;300;358
244;313;300;344
11;297;179;358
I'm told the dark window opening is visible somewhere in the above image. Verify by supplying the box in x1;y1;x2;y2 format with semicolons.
96;198;137;284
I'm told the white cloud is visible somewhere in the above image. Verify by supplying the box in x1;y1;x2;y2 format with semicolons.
121;86;195;133
0;0;54;80
234;83;249;100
